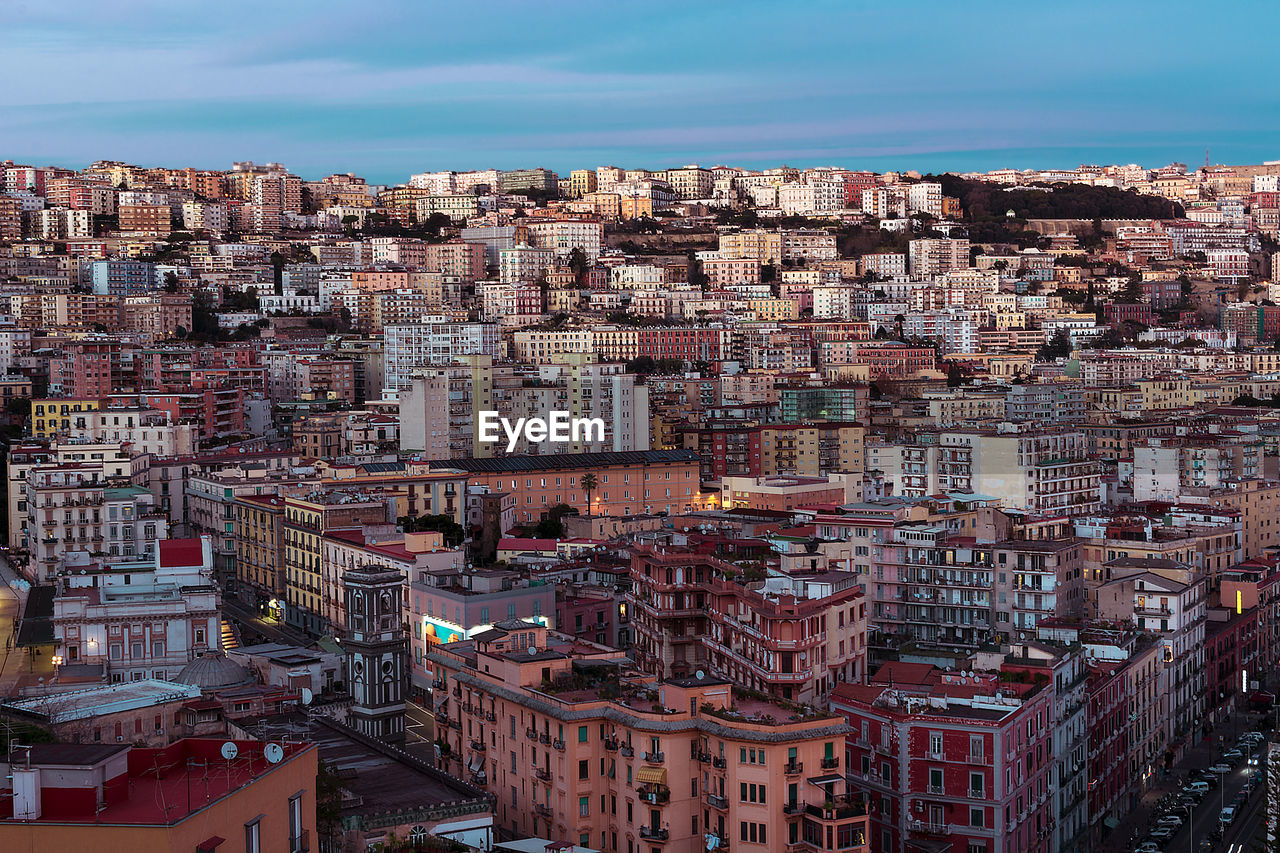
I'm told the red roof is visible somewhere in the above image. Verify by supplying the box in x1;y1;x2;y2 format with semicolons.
158;538;204;569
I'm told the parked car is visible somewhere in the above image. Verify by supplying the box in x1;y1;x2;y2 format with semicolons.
1136;844;1162;853
1223;749;1243;763
1209;762;1233;774
1150;826;1176;842
1185;781;1211;797
1155;814;1183;829
1220;806;1237;825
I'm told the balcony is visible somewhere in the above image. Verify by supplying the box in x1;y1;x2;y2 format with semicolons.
485;711;496;723
821;757;839;770
431;679;445;690
712;756;726;769
908;819;950;836
539;732;551;745
534;767;551;781
470;771;487;786
534;803;552;818
927;784;945;795
470;740;485;752
605;737;620;751
620;745;635;758
639;785;671;805
642;750;664;764
707;793;729;811
804;796;867;821
694;750;711;763
553;738;565;751
783;801;803;815
526;728;538;741
968;788;985;799
784;760;803;776
966;752;988;765
639;827;669;842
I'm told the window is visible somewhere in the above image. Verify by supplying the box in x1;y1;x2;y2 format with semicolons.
579;796;590;817
289;795;303;851
245;818;261;853
579;725;588;743
970;807;984;827
579;760;589;780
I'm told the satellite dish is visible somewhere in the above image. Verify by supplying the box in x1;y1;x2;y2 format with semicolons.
221;742;239;761
695;670;706;680
528;645;537;656
301;687;313;706
264;743;284;764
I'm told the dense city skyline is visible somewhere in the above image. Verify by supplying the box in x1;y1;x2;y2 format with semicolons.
5;0;1278;180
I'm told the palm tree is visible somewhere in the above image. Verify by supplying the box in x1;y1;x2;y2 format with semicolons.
580;472;598;517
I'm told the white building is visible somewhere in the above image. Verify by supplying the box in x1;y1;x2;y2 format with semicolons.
383;320;501;390
51;537;222;682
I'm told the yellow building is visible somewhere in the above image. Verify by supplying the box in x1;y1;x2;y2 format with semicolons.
234;493;286;609
569;169;598;198
31;398;103;438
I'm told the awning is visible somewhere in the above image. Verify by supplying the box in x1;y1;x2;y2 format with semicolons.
636;766;668;786
807;774;842;786
1103;816;1120;829
197;837;225;853
468;757;484;772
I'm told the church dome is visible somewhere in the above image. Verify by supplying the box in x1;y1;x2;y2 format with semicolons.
174;651;254;690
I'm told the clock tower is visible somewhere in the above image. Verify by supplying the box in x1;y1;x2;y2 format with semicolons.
343;564;407;742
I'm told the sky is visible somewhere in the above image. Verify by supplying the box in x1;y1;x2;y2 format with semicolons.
3;0;1278;184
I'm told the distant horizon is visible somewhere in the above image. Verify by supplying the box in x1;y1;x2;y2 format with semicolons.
6;144;1278;188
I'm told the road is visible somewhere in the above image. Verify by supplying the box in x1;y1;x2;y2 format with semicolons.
0;553;29;697
1162;757;1258;852
222;597;311;648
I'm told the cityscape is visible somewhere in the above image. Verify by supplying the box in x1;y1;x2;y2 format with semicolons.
4;6;1280;853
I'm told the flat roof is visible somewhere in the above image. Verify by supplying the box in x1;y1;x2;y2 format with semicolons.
2;679;201;723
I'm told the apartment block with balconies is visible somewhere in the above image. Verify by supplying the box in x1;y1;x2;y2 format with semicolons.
427;619;868;853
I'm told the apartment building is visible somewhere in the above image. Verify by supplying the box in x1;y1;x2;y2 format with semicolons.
383;321;502;390
908;238;970;278
282;488;394;635
429;449;704;525
630;546;868;704
832;663;1055;853
427;621;867;853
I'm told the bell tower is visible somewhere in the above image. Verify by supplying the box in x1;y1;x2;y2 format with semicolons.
343;564;407;742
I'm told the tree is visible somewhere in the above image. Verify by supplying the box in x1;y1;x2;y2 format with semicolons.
1038;327;1073;361
532;504;579;539
162;271;180;293
580;472;598;517
687;252;709;293
567;247;590;287
1117;274;1144;304
399;513;466;546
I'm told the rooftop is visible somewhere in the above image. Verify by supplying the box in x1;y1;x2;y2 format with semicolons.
0;679;201;723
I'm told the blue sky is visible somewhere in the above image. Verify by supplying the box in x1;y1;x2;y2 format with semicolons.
3;0;1277;183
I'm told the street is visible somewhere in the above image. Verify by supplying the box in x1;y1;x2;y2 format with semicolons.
0;552;29;697
1163;759;1259;852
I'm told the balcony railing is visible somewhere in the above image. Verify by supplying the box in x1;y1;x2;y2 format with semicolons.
605;738;620;751
620;745;635;758
820;757;839;770
470;740;486;752
642;750;664;764
553;738;565;751
712;756;726;769
534;767;551;781
526;728;538;741
706;793;729;810
639;827;669;842
534;803;552;818
784;760;803;775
